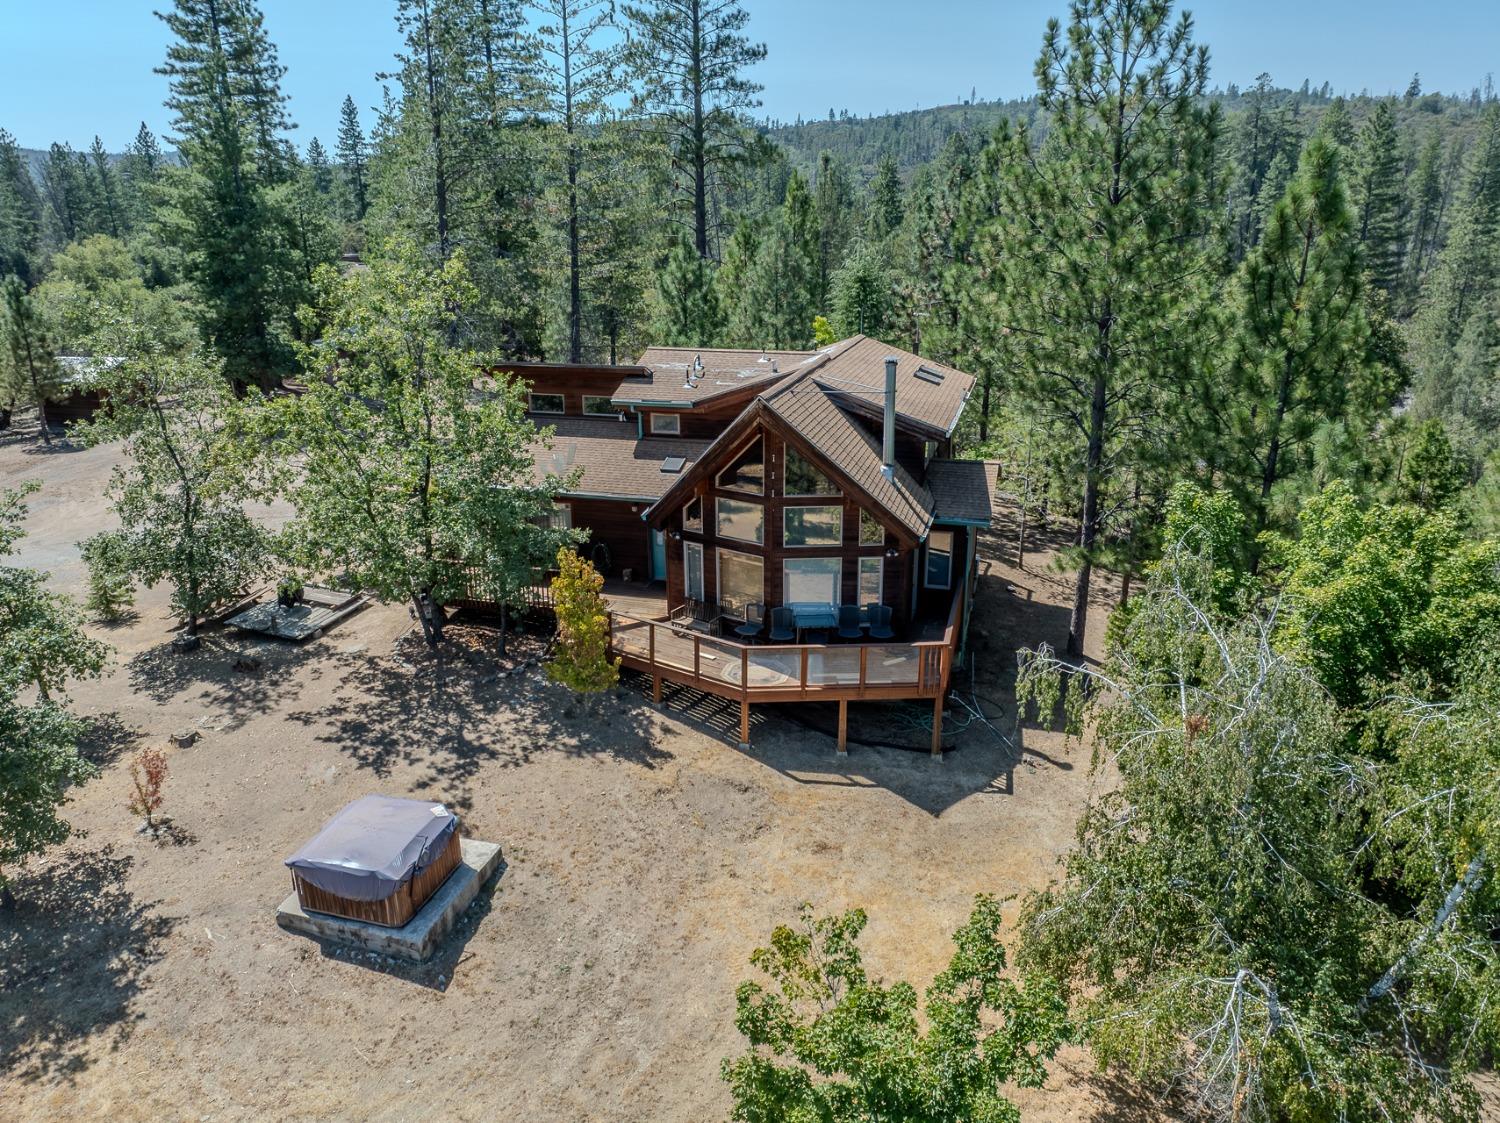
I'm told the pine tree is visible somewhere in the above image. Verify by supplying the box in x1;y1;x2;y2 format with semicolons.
968;0;1221;656
1316;95;1355;148
828;240;891;339
335;94;369;220
534;0;630;362
304;137;333;195
651;233;721;345
1222;137;1381;536
812;151;855;309
0;130;42;284
156;0;298;389
121;123;165;231
86;137;125;238
866;153;903;240
623;0;767;259
1350;100;1407;295
1404;130;1446;297
38;143;91;247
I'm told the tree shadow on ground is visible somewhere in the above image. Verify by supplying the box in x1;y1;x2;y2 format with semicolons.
126;627;318;734
0;845;176;1085
285;634;667;814
75;710;144;770
298;859;507;992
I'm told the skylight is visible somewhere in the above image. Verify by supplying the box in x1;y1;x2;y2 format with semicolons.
915;365;945;385
660;457;686;474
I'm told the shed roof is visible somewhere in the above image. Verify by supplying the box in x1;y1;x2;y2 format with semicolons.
925;459;996;525
532;416;711;501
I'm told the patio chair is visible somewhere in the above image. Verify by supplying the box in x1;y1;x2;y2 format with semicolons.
836;603;863;640
867;604;895;640
767;605;796;643
734;602;764;641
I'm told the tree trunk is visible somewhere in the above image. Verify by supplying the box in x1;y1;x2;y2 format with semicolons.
497;601;508;658
978;371;992;443
1016;503;1027;570
690;1;708;259
1068;368;1108;657
1;882;14;912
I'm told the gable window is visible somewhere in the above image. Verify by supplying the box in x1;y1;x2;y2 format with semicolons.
716;438;764;494
529;392;565;414
684;541;704;602
650;412;682;435
717;549;763;614
683;496;702;533
859;509;884;546
783;558;841;606
583;395;616;416
924;530;953;589
715;497;763;544
783;505;842;547
784;447;839;497
858;556;883;606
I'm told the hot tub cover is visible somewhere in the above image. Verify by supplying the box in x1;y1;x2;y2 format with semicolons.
284;795;459;901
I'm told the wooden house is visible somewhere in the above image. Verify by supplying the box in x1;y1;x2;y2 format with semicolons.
507;336;995;754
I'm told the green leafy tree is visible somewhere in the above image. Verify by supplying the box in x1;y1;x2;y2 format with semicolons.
1260;480;1500;705
271;246;572;645
76;333;272;637
1018;543;1498;1123
967;0;1220;656
546;547;618;699
32;235;195;354
1;275;65;444
623;0;767;259
0;691;92;911
723;896;1071;1123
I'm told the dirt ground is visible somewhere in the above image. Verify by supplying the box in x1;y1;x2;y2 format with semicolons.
0;425;1175;1122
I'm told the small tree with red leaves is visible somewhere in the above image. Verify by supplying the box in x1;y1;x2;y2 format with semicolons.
128;747;169;833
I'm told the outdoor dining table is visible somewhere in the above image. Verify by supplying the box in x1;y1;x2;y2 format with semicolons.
786;601;839;641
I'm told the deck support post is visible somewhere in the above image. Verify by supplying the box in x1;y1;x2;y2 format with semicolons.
652;675;662;705
931;695;943;758
837;700;848;755
739;698;751;751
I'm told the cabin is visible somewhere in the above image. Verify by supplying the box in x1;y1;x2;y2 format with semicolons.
505;336;994;754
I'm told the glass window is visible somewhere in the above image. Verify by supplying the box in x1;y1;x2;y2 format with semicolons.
650;412;681;434
925;530;954;589
716;438;764;494
783;558;842;605
529;392;565;414
783;505;842;547
684;542;704;602
684;496;702;532
583;395;616;415
858;556;883;606
859;509;884;546
717;549;763;614
784;447;839;496
715;497;763;544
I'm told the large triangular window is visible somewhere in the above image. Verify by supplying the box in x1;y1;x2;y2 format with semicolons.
716;437;764;495
784;447;840;497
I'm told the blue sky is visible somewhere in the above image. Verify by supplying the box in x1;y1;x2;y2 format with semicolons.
5;0;1498;151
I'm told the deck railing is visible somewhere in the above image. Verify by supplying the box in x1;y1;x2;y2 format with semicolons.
607;579;965;705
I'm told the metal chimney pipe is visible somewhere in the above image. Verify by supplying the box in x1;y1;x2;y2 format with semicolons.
881;356;898;478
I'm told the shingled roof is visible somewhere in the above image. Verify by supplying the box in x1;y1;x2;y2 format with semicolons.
532;416;711;501
614;346;818;407
925;459;996;525
809;336;975;438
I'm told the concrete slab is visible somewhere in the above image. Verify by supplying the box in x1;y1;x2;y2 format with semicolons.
277;838;502;962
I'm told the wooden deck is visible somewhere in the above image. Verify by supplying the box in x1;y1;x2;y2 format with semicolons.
607;581;965;754
225;586;369;642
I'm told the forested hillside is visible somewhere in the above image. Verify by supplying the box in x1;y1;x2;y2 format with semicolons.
2;3;1500;1118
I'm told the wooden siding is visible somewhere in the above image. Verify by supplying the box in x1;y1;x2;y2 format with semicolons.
564;497;652;580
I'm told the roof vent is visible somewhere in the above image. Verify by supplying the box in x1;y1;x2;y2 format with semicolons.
660;456;686;474
771;360;779;373
915;365;945;385
758;350;770;363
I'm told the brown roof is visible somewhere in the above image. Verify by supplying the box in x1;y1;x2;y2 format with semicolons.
532;416;710;501
809;336;975;438
762;380;934;539
616;346;819;406
925;459;995;525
